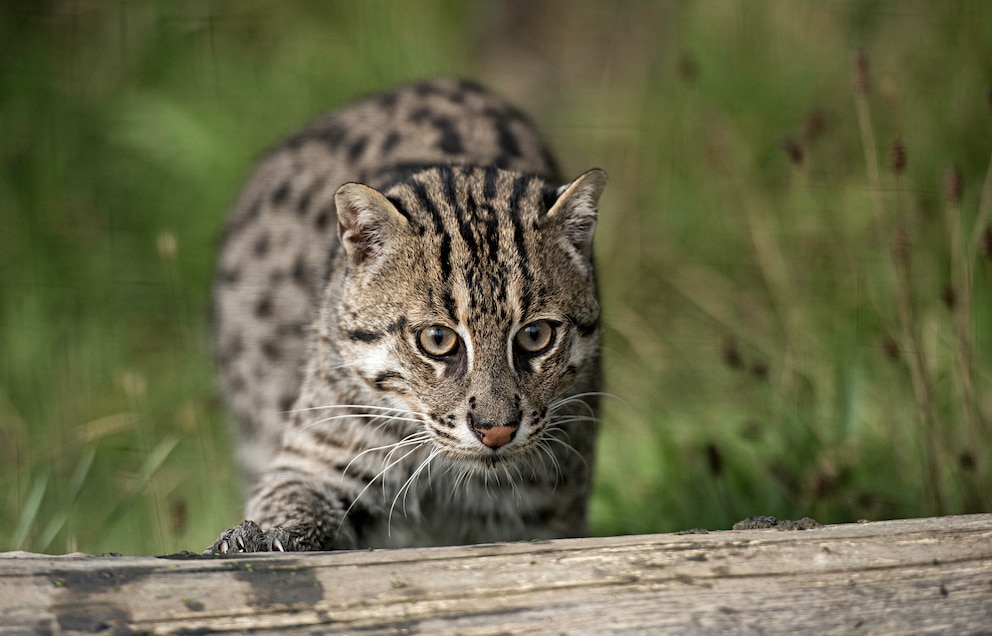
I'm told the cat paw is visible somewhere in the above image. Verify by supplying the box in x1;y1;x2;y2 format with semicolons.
206;520;291;554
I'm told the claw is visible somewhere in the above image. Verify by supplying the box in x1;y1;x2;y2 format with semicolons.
219;539;230;554
272;536;285;552
235;534;246;552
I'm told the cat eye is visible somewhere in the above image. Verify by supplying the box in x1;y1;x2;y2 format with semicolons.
418;325;460;358
515;320;556;354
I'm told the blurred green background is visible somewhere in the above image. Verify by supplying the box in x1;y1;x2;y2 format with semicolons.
1;1;990;555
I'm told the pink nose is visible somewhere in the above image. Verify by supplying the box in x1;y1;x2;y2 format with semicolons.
470;423;519;449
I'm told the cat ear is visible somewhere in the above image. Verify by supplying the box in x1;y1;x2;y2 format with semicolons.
335;183;407;266
546;169;607;257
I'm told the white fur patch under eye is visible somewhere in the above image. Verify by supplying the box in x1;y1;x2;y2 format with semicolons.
456;323;474;373
360;341;395;375
506;321;520;370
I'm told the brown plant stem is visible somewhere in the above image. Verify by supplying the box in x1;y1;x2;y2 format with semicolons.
944;170;979;492
851;51;945;513
964;149;992;509
969;149;992;265
891;219;944;515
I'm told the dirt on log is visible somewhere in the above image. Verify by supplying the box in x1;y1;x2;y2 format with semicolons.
1;514;990;634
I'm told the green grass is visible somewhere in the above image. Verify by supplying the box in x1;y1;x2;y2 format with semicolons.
1;1;990;555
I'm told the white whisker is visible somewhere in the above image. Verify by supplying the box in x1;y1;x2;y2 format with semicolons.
343;431;432;476
446;460;473;501
535;439;564;485
388;448;441;530
340;442;426;536
547;415;600;426
542;428;588;473
548;398;596;419
288;403;423;415
506;461;523;501
550;390;634;417
303;412;424;431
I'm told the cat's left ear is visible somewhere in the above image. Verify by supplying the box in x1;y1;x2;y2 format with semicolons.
547;168;607;257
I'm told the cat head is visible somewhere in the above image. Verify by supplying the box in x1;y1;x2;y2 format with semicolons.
329;165;605;469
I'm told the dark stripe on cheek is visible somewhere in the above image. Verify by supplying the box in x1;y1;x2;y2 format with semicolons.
372;371;404;391
347;330;382;343
431;427;459;443
567;315;599;337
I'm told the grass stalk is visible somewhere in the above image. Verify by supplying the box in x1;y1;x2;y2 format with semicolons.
852;51;886;242
12;475;48;550
969;149;992;266
944;167;979;495
96;434;181;545
891;218;945;514
851;51;944;514
33;446;97;553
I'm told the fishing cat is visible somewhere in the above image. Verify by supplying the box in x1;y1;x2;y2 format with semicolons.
210;78;606;552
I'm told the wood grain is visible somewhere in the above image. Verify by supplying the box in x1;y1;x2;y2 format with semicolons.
1;514;990;634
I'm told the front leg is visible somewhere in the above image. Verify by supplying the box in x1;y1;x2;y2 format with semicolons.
207;468;362;554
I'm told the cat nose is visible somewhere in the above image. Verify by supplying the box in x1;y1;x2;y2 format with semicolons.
469;421;519;449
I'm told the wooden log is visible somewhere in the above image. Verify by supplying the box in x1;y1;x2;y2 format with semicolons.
1;514;990;634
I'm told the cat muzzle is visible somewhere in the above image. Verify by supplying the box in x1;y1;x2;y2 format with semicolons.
468;421;520;449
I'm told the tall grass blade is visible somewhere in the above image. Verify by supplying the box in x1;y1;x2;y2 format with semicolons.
12;475;48;550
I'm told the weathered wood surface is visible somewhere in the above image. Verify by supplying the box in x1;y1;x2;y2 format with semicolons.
1;514;990;634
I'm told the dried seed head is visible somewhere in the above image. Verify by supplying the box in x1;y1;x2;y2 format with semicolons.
892;226;911;262
889;138;906;175
118;370;148;398
722;336;743;370
170;499;188;536
881;336;900;361
943;165;963;206
815;471;836;498
803;110;827;144
852;48;870;94
705;442;723;476
678;52;699;83
780;136;804;166
942;286;957;311
959;451;976;472
157;230;178;260
741;420;762;441
750;360;769;380
815;459;838;497
880;77;900;104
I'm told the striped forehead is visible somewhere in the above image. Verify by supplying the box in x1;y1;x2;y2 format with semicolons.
385;166;557;323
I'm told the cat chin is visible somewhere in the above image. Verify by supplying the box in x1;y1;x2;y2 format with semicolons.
436;443;537;473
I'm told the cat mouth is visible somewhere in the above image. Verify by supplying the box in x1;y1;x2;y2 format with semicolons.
438;440;535;470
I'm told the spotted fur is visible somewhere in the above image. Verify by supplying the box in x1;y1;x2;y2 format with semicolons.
211;79;605;552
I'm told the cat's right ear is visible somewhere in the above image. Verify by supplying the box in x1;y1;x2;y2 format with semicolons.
547;168;607;258
335;183;408;267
